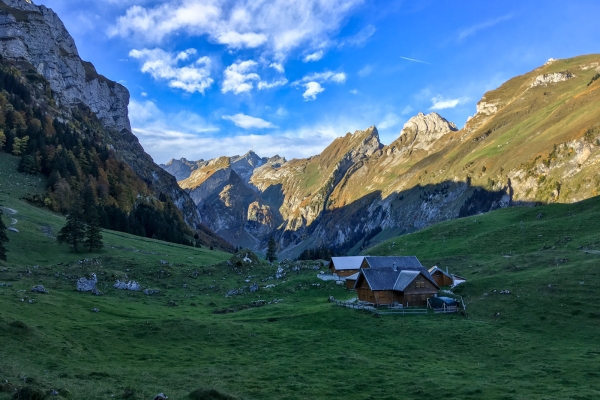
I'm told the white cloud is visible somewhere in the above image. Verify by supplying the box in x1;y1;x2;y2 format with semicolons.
302;81;324;101
270;62;285;73
129;48;213;93
350;89;358;94
222;60;260;94
110;0;364;58
358;64;372;77
222;113;277;129
295;71;347;85
303;50;324;62
258;78;288;90
141;92;148;97
292;70;346;100
430;95;469;110
222;60;288;93
378;113;400;129
458;14;513;40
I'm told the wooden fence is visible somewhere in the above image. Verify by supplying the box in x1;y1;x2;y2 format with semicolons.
332;297;466;316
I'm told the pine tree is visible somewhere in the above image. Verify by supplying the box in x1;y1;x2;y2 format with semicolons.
0;209;9;261
266;236;278;262
57;198;86;252
84;206;103;252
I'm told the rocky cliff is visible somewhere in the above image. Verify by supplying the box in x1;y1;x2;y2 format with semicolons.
0;0;130;132
167;54;600;257
0;0;229;249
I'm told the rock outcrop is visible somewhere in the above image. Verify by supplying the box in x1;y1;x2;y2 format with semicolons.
530;70;575;87
160;158;205;181
0;0;131;132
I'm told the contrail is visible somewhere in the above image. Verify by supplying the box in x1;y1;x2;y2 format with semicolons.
400;56;430;64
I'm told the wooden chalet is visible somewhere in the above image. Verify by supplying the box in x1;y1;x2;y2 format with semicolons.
353;256;439;307
329;256;365;277
428;266;454;287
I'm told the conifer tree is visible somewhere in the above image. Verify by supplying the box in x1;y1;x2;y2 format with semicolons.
57;198;86;252
84;206;103;252
266;236;278;262
0;209;9;261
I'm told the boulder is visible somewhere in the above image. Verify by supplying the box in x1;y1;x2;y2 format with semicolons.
77;273;97;292
31;285;48;294
114;280;141;291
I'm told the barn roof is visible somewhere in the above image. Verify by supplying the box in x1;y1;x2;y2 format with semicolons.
359;268;439;291
345;272;360;281
428;266;453;278
394;270;421;291
363;256;424;269
330;256;365;270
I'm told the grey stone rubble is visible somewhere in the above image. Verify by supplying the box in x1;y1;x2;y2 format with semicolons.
114;280;141;291
154;393;168;400
276;266;285;279
91;308;99;313
77;273;97;291
8;227;18;233
144;289;160;295
249;283;258;292
31;285;48;294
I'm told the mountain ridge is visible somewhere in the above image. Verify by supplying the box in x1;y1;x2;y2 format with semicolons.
162;54;600;257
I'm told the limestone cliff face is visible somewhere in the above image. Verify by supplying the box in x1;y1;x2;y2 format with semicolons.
0;0;131;132
160;158;206;181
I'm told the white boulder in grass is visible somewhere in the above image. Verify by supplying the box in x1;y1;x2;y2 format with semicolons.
77;273;97;291
114;280;141;291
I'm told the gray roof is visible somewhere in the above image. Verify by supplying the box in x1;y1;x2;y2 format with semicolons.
363;256;424;269
356;258;439;291
361;268;401;290
394;270;421;291
330;256;365;270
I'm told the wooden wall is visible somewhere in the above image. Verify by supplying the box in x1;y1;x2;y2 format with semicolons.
432;271;453;287
402;275;438;307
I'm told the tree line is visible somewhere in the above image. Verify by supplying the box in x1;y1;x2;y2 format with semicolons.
0;56;194;246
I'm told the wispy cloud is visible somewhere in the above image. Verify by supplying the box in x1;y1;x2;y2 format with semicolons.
110;0;364;59
222;113;277;129
129;48;213;93
378;113;400;129
293;70;347;100
358;64;373;77
430;95;469;110
458;14;513;40
339;24;376;47
400;56;430;64
303;50;325;62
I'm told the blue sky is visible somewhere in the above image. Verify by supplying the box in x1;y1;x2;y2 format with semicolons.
36;0;600;163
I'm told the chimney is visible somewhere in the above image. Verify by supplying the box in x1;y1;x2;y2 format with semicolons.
393;262;397;272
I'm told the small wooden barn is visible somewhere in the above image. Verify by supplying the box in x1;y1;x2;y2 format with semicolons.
329;256;365;277
353;256;439;307
428;266;454;287
345;272;359;290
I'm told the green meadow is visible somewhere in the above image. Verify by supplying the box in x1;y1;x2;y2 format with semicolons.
1;152;600;399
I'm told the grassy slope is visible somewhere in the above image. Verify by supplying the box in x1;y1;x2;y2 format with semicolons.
1;151;600;399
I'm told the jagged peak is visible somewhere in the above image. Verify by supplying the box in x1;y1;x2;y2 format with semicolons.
399;112;457;141
1;0;37;11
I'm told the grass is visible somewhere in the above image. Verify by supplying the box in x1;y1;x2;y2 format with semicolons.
1;151;600;399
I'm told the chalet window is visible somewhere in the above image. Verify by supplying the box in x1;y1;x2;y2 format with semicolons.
415;281;425;288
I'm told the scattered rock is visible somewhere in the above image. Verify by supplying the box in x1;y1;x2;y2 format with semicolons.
144;289;161;296
31;285;48;294
50;389;59;396
264;284;275;289
91;308;99;313
8;227;18;233
154;393;168;400
500;290;510;294
249;283;258;292
114;280;141;291
77;274;98;292
276;266;285;279
160;260;169;265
